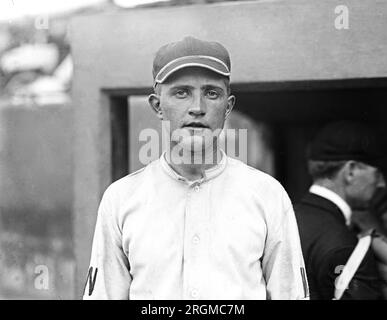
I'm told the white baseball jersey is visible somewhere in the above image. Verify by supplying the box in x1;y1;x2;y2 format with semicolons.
83;152;309;300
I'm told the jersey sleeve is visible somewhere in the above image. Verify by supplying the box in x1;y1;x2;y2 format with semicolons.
261;187;310;300
83;188;131;300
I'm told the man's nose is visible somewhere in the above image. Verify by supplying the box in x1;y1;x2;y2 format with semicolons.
377;172;386;188
188;95;206;116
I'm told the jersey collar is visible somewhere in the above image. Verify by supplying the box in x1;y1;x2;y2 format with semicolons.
309;184;352;226
159;149;227;185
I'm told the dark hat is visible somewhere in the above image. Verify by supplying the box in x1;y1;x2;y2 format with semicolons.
308;121;387;170
152;36;231;86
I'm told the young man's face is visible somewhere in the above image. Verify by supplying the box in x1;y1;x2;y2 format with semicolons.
149;67;235;152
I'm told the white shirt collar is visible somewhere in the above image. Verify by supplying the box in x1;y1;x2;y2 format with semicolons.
159;149;227;185
309;184;352;226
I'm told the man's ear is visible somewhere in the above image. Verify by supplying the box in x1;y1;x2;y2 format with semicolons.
148;93;163;120
225;95;236;119
343;160;357;184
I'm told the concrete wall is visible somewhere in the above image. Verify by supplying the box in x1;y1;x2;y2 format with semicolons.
0;102;74;299
69;0;387;296
0;104;73;215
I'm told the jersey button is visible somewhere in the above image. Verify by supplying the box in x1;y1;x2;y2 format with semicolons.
192;235;200;244
191;289;199;299
194;185;200;192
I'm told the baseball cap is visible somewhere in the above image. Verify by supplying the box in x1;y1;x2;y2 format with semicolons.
152;36;231;86
308;121;387;170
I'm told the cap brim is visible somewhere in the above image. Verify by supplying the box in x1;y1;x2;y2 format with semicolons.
154;55;230;85
365;156;387;173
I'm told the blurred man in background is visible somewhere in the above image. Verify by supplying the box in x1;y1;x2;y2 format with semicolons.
351;187;387;298
295;121;386;299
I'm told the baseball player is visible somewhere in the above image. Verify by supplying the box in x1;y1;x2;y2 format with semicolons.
83;36;309;300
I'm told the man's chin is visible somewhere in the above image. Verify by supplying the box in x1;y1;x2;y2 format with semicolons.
169;136;221;165
169;128;221;160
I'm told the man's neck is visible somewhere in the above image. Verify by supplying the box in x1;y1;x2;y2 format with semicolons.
314;179;346;201
165;145;222;181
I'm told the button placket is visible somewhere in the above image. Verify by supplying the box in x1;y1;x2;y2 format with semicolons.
183;181;207;299
183;185;200;297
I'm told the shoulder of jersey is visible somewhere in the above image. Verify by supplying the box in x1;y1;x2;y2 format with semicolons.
114;166;146;184
127;166;147;178
226;156;282;187
106;161;154;193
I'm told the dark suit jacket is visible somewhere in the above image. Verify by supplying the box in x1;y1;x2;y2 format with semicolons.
295;192;382;300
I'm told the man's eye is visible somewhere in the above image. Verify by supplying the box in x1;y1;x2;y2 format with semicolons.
175;90;188;98
206;90;219;99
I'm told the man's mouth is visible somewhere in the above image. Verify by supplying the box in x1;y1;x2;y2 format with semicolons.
182;122;208;129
